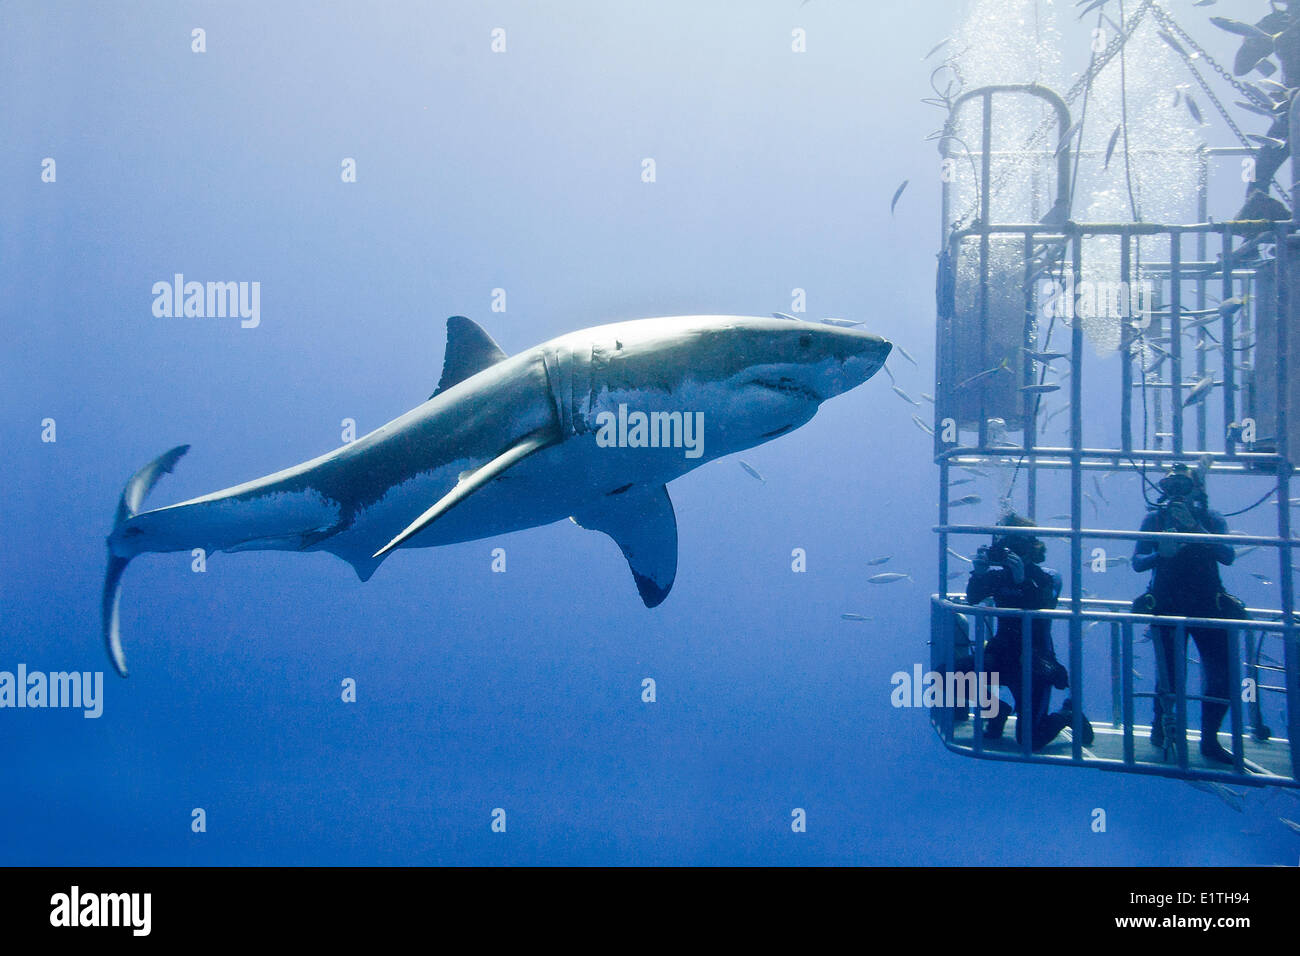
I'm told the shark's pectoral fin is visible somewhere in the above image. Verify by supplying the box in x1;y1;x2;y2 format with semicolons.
374;430;556;558
431;316;509;399
571;485;678;608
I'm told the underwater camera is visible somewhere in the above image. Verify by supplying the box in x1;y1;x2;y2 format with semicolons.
985;544;1012;566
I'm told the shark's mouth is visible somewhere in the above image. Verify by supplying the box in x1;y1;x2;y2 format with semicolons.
747;376;822;403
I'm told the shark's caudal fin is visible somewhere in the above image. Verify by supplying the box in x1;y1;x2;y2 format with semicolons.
102;445;190;677
572;484;678;607
431;316;508;399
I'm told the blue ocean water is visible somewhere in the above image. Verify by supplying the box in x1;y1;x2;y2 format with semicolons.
2;0;1297;866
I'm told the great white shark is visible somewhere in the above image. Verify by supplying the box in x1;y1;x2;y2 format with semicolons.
103;314;891;676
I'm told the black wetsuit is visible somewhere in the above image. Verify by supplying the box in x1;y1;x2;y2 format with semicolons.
966;563;1071;751
1133;505;1243;759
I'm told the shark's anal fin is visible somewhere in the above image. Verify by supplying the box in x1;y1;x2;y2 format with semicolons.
571;484;678;607
373;430;555;558
431;316;509;399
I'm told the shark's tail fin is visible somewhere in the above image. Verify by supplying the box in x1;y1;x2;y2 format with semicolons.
103;445;190;677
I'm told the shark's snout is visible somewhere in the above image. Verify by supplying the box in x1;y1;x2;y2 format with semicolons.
817;328;893;399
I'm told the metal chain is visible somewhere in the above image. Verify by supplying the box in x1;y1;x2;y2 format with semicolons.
1178;41;1253;148
1152;4;1274;112
1061;0;1156;109
1151;2;1289;203
1152;5;1256;146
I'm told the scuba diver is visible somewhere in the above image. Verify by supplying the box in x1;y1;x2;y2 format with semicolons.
966;514;1093;751
1131;462;1245;765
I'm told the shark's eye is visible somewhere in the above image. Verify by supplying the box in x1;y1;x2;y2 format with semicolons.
798;333;812;349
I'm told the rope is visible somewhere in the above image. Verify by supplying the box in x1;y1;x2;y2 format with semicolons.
1118;0;1142;221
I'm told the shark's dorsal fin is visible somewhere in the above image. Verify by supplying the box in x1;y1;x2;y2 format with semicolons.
432;316;508;398
571;484;678;607
373;430;556;557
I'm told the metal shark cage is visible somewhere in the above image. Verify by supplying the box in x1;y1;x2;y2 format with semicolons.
929;83;1300;788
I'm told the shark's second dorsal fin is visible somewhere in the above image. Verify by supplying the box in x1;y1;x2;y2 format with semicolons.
432;316;508;398
571;484;678;607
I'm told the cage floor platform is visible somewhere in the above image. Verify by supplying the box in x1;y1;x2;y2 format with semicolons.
947;717;1296;786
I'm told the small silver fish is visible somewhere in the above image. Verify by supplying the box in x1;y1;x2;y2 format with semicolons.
868;572;912;584
1236;545;1259;558
1103;124;1121;170
949;494;982;507
819;316;865;328
1182;375;1215;407
912;415;934;437
892;385;920;406
1279;818;1300;835
890;180;908;216
1247;133;1287;149
922;37;951;60
957;360;1010;390
894;343;918;367
949;478;974;486
841;612;873;622
1235;99;1275;117
920;392;935;403
1218;296;1246;317
882;362;895;385
1188;780;1245;812
771;312;798;321
959;466;990;478
738;460;766;483
1020;384;1060;395
1092;475;1109;505
947;548;972;564
1251;572;1273;585
866;556;892;566
1157;29;1187;59
1023;348;1068;363
1054;120;1082;156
